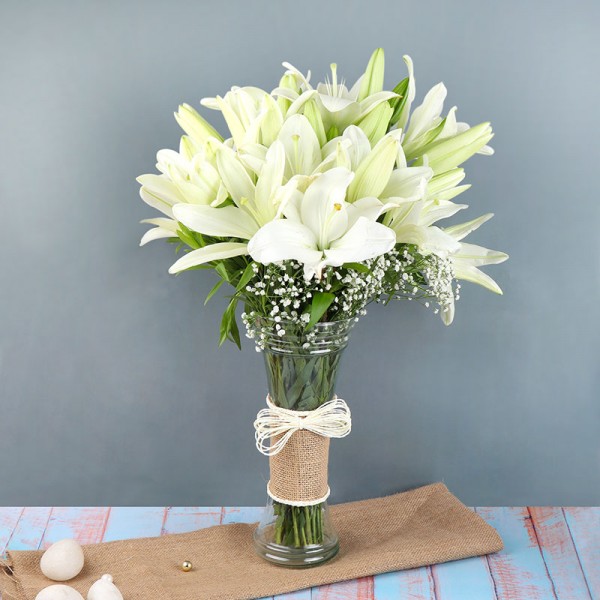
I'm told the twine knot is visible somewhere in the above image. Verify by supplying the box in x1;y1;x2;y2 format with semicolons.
254;395;352;456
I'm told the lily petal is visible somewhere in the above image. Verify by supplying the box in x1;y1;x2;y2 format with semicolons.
173;204;258;240
324;217;395;266
278;114;321;176
169;242;248;274
444;213;494;240
382;166;432;201
453;243;509;266
405;82;447;143
394;224;461;255
248;220;322;266
216;146;256;207
453;263;504;294
395;55;416;131
139;218;179;246
255;141;285;222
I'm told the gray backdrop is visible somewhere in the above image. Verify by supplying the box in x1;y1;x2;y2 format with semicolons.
1;0;598;507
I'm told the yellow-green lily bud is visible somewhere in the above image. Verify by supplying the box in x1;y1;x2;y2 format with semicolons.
427;168;466;196
358;48;385;102
303;99;327;146
279;73;298;91
175;103;223;145
260;94;284;146
179;135;200;161
277;73;297;113
347;134;398;202
357;102;393;145
417;122;494;174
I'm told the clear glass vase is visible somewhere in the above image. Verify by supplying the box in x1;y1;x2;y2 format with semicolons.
253;318;353;567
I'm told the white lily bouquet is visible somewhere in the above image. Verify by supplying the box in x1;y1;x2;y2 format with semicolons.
137;49;507;567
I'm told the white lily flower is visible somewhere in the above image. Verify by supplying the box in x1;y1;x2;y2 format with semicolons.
247;168;396;279
168;141;297;273
201;86;283;148
137;134;231;245
317;126;431;221
399;76;495;170
274;49;397;134
384;195;464;257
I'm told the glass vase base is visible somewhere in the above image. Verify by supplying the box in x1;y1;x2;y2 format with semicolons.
253;531;339;568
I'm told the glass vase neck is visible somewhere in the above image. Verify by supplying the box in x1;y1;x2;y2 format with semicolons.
258;317;355;356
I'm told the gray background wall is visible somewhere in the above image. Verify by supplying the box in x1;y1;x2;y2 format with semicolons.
1;0;598;507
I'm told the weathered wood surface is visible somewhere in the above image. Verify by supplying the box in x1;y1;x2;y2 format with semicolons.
1;506;597;599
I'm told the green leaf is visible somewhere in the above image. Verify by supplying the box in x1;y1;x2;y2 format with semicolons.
193;231;206;247
388;77;409;127
219;297;241;349
215;261;230;282
235;262;256;293
305;291;336;330
177;224;200;249
204;279;224;305
343;262;370;274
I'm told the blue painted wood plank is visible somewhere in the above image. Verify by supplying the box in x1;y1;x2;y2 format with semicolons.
163;507;222;534
373;567;435;599
529;507;592;600
220;507;263;525
102;507;166;542
477;507;557;600
563;507;600;600
41;507;110;548
5;508;52;552
431;555;497;600
312;576;373;599
0;508;23;554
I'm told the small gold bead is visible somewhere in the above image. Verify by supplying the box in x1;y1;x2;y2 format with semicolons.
181;561;193;572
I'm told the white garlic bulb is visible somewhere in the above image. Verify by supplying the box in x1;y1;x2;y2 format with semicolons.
40;539;85;581
35;584;84;600
87;574;123;600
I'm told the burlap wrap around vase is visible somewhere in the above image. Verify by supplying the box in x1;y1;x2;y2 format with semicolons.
268;430;330;504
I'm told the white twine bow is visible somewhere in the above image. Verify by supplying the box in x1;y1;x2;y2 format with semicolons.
254;395;352;456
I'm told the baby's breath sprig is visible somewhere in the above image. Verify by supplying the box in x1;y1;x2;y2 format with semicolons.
239;244;459;351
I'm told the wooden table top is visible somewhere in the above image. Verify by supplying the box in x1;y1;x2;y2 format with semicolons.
1;506;598;599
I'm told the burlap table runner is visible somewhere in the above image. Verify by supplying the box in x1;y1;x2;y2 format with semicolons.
0;483;502;600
